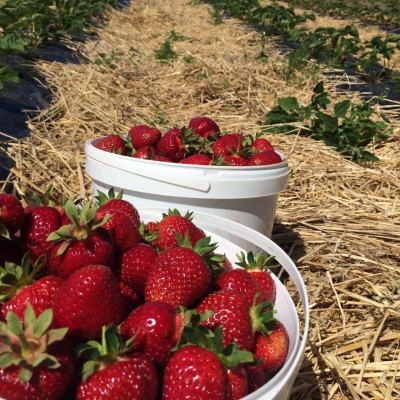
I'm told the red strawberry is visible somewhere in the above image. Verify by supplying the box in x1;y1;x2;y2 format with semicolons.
197;290;255;351
156;128;184;161
223;155;248;166
188;117;220;138
49;228;114;278
24;185;71;227
163;330;254;400
153;155;173;162
162;345;227;400
226;365;248;400
119;282;142;317
95;189;141;228
0;306;73;400
132;146;157;159
145;221;158;233
0;255;62;323
121;301;185;365
95;135;128;155
156;128;198;162
145;246;211;307
20;206;61;265
48;201;115;278
215;268;266;306
163;322;256;400
96;207;142;251
157;210;205;251
53;265;124;339
76;325;158;400
236;251;277;304
253;320;289;374
179;154;212;165
116;243;158;296
212;133;245;157
129;125;162;150
0;193;25;237
251;138;274;153
244;363;266;393
247;151;282;166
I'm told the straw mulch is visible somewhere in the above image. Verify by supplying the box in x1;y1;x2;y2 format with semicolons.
1;0;399;398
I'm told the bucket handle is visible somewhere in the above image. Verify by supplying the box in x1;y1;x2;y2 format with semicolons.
89;153;211;192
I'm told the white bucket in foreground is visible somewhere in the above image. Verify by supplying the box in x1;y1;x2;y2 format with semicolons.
85;138;290;237
138;207;309;400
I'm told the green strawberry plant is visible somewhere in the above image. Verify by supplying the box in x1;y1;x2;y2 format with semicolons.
249;5;315;36
0;0;119;91
0;63;19;89
262;81;392;163
201;0;400;84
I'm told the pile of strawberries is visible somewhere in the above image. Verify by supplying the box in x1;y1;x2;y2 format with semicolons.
95;116;283;167
0;188;290;400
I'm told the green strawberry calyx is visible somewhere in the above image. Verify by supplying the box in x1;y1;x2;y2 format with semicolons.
0;304;68;383
46;200;111;255
181;326;255;369
249;293;277;335
139;222;158;244
23;185;72;209
235;251;279;271
0;254;46;304
76;325;135;381
0;222;10;241
176;232;225;271
172;308;214;352
94;188;124;206
161;208;193;220
0;206;12;240
178;126;202;156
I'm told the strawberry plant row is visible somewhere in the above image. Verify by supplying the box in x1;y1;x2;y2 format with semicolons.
281;0;400;28
199;0;400;83
261;81;392;163
0;0;118;89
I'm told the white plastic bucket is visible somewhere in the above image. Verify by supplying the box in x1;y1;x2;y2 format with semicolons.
138;207;309;400
85;138;290;237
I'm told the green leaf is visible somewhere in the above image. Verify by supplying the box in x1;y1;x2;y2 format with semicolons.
0;352;19;368
33;309;53;337
334;100;350;118
32;353;60;368
19;365;33;383
82;360;98;381
313;81;325;94
64;199;79;225
0;35;25;53
46;327;68;345
0;65;19;86
277;97;299;111
7;312;23;336
24;303;36;333
317;113;338;130
0;224;10;240
360;151;379;162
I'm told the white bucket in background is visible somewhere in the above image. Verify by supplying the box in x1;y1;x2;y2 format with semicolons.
85;138;290;237
138;207;309;400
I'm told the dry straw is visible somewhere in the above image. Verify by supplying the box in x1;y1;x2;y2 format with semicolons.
1;0;399;398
